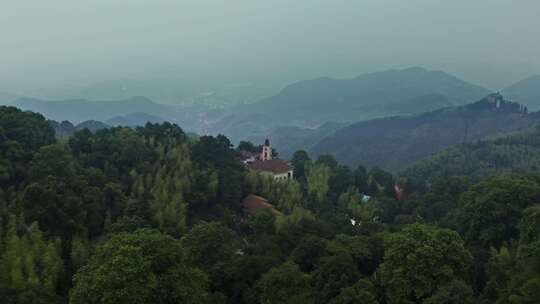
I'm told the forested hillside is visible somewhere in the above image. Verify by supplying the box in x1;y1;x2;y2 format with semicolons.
1;105;539;304
311;93;534;170
403;124;540;181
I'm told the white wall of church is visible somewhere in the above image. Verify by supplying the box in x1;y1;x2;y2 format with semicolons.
273;170;294;181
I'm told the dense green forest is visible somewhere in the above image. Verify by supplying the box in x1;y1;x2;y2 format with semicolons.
1;105;539;303
403;125;540;181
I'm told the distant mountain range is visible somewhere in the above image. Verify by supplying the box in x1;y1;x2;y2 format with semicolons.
11;96;169;123
233;67;490;124
48;113;166;138
5;67;540;162
310;94;536;170
106;112;165;127
503;75;540;110
9;96;206;132
210;67;491;142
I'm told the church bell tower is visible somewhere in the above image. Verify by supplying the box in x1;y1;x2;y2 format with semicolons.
262;138;272;161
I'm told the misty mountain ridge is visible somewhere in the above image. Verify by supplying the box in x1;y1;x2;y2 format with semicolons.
106;112;165;127
310;93;536;171
210;67;491;142
237;67;491;123
11;96;168;123
503;75;540;110
9;95;209;132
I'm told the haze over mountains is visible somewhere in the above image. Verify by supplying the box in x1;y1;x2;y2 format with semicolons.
239;67;490;123
7;67;490;132
503;75;540;110
11;96;169;123
6;67;540;172
311;94;535;170
208;67;493;144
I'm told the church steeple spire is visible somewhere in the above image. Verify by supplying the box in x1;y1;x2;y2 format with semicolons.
262;138;272;161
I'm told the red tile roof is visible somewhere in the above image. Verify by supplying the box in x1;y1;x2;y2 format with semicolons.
243;195;281;216
247;159;292;174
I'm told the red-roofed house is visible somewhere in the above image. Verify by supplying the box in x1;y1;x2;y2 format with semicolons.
241;139;294;180
243;194;281;216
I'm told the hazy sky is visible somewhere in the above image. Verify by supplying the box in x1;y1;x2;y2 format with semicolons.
1;0;539;101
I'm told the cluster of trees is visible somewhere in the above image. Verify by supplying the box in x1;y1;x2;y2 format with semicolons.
1;105;539;303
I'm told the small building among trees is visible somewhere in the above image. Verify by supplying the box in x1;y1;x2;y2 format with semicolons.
240;139;294;180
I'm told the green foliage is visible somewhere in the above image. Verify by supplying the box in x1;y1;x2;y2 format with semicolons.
379;223;473;304
131;143;193;237
70;229;210;304
3;108;540;304
22;176;87;238
291;150;311;179
519;204;540;244
423;280;474;304
192;135;240;171
181;222;241;276
70;234;90;271
237;140;258;153
245;170;303;213
449;176;540;248
306;162;331;211
0;106;56;186
290;235;329;272
328;279;379;304
256;261;314;304
404;126;540;181
317;154;338;169
0;218;63;303
490;240;540;304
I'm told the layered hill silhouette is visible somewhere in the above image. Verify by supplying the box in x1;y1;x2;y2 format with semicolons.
503;75;540;110
234;67;490;125
11;96;168;123
9;96;207;132
310;94;536;170
211;67;491;143
106;112;165;127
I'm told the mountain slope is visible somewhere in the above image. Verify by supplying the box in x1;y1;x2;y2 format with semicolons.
310;94;535;170
11;96;170;123
402;124;540;181
503;75;540;110
237;67;490;126
106;112;165;127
